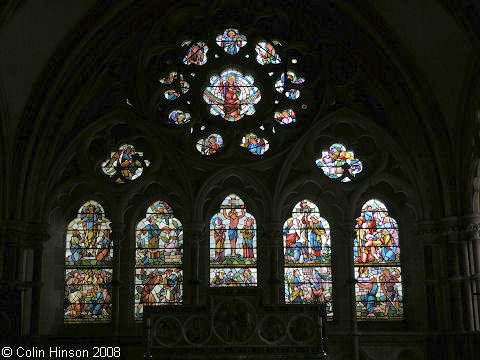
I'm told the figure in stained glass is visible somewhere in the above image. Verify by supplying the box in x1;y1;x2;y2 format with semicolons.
210;195;257;287
65;201;113;322
379;268;401;316
240;133;269;155
213;217;226;263
210;268;257;287
136;201;182;267
355;266;403;319
354;200;399;265
135;201;183;319
354;200;403;320
223;205;246;257
283;200;333;314
275;71;305;99
169;110;191;125
159;72;189;100
284;267;333;313
241;217;255;259
216;28;247;55
283;200;331;266
315;143;363;182
275;109;296;125
196;134;224;155
101;144;150;184
255;41;281;65
183;41;208;66
308;216;326;262
64;268;112;322
134;268;183;318
203;70;261;122
65;201;112;267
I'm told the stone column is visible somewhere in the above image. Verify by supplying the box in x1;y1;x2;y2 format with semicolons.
0;220;48;336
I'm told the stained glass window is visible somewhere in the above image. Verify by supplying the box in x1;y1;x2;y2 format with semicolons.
182;41;208;66
210;194;257;287
274;109;296;125
169;110;191;125
240;133;269;155
159;72;190;100
255;41;282;65
275;71;305;99
156;28;307;156
64;201;112;322
135;201;183;320
196;134;224;155
283;200;333;316
354;199;403;320
203;69;261;121
315;143;363;182
101;144;150;184
216;28;247;55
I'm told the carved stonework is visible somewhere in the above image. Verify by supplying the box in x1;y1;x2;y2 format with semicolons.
258;315;286;344
287;315;317;344
144;290;327;358
153;317;182;347
212;299;257;344
183;314;211;345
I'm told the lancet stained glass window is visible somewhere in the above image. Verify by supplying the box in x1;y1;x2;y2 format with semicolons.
134;201;183;320
354;199;403;320
315;143;363;182
210;194;257;287
283;200;333;316
64;201;112;322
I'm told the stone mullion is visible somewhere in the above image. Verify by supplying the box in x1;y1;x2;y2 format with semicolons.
189;221;204;305
263;221;282;305
111;222;126;333
334;221;357;360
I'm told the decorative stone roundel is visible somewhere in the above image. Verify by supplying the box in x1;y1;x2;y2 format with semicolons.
258;315;287;344
153;317;182;346
212;299;257;344
183;315;211;345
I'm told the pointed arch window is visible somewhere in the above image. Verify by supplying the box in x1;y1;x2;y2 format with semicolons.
283;200;333;316
354;199;403;319
134;201;183;320
210;194;257;287
64;200;112;322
